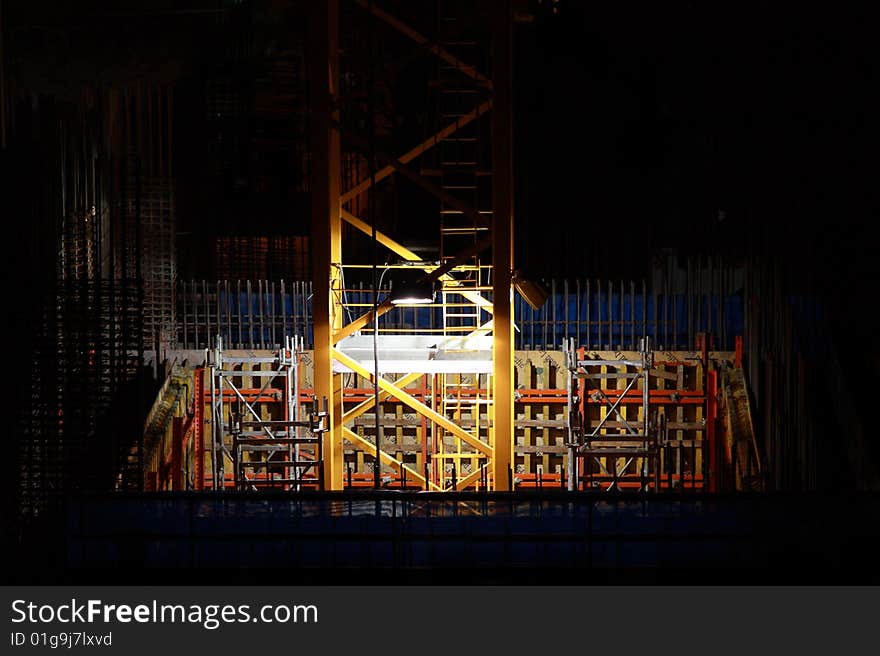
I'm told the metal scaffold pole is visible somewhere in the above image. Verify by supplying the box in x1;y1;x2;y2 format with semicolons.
206;334;324;491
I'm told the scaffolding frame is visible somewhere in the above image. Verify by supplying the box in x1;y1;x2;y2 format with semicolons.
309;0;515;490
207;335;327;491
565;337;659;492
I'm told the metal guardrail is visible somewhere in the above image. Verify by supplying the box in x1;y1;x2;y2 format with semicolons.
174;277;745;352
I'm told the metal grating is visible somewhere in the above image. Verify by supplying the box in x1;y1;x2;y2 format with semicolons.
124;175;176;353
19;280;145;517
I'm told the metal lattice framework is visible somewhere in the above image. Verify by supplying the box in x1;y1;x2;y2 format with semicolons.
207;335;327;491
565;337;656;491
309;0;515;490
563;334;752;492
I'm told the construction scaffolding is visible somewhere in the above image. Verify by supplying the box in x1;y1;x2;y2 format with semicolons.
172;258;747;352
565;337;655;491
431;0;496;490
305;0;515;490
5;0;852;533
207;335;327;491
562;333;754;492
136;334;758;493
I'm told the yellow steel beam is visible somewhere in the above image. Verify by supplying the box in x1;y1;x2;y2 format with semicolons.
342;371;423;424
334;297;395;345
333;348;493;457
341;319;495;483
340;208;420;259
308;0;344;490
342;426;443;491
342;131;489;229
340;208;494;314
353;0;490;86
452;466;485;491
341;328;494;427
340;100;491;204
490;1;514;490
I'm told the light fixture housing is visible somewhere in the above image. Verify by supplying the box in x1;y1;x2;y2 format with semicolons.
390;280;435;305
513;270;549;310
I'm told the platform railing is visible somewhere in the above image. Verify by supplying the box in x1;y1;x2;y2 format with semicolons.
174;274;746;352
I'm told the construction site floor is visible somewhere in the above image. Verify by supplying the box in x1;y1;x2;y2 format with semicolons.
7;491;880;584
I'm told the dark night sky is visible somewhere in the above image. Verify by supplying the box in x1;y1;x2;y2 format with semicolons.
516;3;878;285
3;1;878;288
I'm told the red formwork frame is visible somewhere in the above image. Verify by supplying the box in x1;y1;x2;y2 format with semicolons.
190;338;747;491
706;368;718;493
193;367;205;490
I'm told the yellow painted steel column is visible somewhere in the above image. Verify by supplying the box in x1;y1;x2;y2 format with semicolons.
491;0;514;490
308;0;344;489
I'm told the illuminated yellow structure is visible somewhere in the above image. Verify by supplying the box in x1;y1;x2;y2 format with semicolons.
307;0;516;490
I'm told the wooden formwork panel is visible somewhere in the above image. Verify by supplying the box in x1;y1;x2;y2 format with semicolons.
191;349;734;489
513;351;567;480
576;352;699;489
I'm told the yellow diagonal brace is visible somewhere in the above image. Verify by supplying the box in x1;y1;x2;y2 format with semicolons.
353;0;490;85
342;371;423;424
342;427;443;491
342;317;495;427
333;348;493;457
451;467;486;491
341;209;494;315
334;297;395;345
340;100;491;204
341;209;420;260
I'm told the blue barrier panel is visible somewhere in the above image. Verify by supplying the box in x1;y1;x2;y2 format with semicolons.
184;283;746;351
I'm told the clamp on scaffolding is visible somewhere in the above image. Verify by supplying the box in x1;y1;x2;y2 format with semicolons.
207;335;328;491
